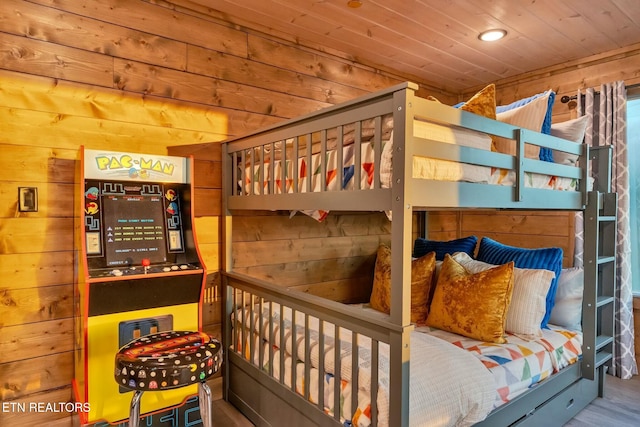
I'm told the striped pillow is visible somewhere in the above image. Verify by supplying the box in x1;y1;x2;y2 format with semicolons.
413;235;478;261
494;91;551;160
476;237;563;329
497;90;556;161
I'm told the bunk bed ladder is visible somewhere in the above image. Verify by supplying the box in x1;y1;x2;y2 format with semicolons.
581;190;617;393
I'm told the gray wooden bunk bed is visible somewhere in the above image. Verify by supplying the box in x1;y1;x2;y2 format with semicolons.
220;82;616;426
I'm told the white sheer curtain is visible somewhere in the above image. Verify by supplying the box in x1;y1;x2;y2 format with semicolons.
574;82;637;379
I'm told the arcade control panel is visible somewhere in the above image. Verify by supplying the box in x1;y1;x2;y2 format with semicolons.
89;260;202;279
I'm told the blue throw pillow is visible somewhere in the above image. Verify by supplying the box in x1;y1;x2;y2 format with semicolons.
496;91;556;162
413;236;478;261
476;237;563;328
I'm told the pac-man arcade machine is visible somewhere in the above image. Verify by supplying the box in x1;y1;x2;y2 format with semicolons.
74;148;206;425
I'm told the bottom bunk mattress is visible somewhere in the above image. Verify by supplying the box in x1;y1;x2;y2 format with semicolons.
414;324;582;409
231;302;582;427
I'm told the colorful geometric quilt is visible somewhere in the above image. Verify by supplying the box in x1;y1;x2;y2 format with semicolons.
418;325;582;407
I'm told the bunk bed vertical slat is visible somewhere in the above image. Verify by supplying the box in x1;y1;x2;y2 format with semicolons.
279;304;286;384
292;137;299;194
306;133;312;193
333;324;341;421
351;334;359;422
337;125;344;193
258;298;265;369
249;148;255;196
320;130;327;191
232;151;239;196
304;314;311;400
280;137;286;196
259;146;265;195
371;339;379;427
269;301;274;377
318;320;326;413
515;129;525;201
354;121;362;189
269;142;275;195
373;115;382;189
232;284;238;365
249;291;255;363
291;308;297;393
240;291;247;361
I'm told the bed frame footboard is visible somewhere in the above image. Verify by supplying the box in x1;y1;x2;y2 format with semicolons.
222;271;407;427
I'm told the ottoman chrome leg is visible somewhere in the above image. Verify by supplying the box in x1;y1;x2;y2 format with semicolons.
129;390;143;427
198;382;213;427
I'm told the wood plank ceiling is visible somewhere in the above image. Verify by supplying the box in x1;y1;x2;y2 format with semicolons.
179;0;640;93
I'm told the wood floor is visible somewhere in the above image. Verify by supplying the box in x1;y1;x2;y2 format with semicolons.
564;374;640;427
211;374;640;427
210;377;254;427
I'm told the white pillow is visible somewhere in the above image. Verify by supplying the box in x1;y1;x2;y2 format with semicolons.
451;252;554;338
381;123;493;189
380;132;393;189
550;116;589;165
549;267;584;331
494;92;551;159
414;120;493;150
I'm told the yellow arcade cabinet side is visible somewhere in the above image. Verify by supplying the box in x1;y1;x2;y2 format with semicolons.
73;148;206;425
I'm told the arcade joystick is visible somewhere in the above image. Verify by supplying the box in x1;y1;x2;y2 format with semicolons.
142;258;151;274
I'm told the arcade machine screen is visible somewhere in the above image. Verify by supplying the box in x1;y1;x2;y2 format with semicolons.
102;193;168;267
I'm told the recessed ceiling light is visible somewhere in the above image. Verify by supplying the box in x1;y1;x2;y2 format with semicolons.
478;29;507;42
347;0;363;8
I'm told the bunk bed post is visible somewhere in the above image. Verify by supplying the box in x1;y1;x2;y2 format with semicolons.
589;146;613;193
387;83;419;427
416;211;429;239
221;141;233;402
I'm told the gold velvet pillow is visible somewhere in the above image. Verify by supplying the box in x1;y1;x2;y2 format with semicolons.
425;84;496;120
426;254;515;343
369;245;436;325
449;84;497;151
460;83;496;120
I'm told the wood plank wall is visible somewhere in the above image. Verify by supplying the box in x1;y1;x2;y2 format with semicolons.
0;1;447;426
1;1;639;425
230;211;393;304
